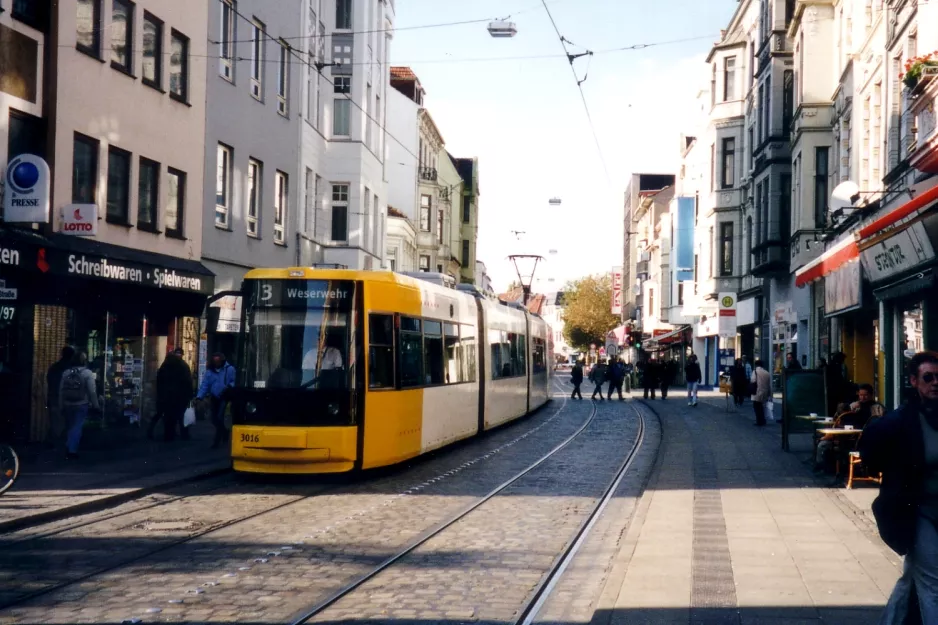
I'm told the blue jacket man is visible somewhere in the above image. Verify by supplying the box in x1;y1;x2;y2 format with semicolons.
197;352;235;448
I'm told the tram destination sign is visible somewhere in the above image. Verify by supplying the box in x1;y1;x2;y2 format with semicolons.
253;279;354;310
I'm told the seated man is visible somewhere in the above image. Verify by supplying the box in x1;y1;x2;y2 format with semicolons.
846;383;885;429
301;335;344;387
815;403;852;471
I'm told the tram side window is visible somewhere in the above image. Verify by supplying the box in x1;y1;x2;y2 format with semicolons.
369;314;394;389
533;338;547;374
509;332;527;377
460;325;477;383
424;320;445;385
400;316;423;388
490;329;511;379
444;323;461;383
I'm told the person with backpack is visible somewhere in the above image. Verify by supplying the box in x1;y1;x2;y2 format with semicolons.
570;360;584;400
59;351;100;459
46;345;76;446
197;352;236;449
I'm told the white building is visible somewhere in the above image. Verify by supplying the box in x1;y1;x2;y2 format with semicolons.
475;260;494;294
386;206;417;272
542;292;571;361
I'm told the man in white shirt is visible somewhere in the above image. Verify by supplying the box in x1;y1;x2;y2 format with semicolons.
302;345;343;371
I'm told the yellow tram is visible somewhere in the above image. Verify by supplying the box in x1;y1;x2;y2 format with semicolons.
229;268;553;474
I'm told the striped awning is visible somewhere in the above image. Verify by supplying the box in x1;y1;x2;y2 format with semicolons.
794;234;859;288
858;184;938;240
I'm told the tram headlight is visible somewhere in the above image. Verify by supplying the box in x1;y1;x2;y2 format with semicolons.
327;403;340;416
246;402;258;415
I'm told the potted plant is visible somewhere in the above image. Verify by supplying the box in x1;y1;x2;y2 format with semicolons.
902;52;938;91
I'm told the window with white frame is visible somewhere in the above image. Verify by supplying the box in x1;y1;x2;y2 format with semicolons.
304;168;314;236
278;40;289;115
373;193;379;254
216;143;232;228
333;76;351;137
331;183;349;241
336;0;351;29
307;6;318;126
315;174;324;238
251;20;265;100
365;83;373;149
111;0;133;72
723;57;736;101
419;255;430;272
274;171;288;244
419;194;431;231
247;159;261;237
219;0;235;80
363;187;371;250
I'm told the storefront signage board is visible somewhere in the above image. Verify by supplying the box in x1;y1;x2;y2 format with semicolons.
2;155;50;224
825;260;862;315
61;204;98;236
611;266;623;315
860;221;935;284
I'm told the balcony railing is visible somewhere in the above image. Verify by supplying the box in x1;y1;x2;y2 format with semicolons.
419;167;438;182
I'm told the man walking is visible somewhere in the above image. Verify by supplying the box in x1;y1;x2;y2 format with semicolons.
46;345;75;446
570;360;584;400
589;360;608;401
861;352;938;623
685;355;702;406
197;352;236;449
642;359;658;400
154;348;194;441
59;351;100;459
660;358;675;400
750;359;771;426
607;359;625;401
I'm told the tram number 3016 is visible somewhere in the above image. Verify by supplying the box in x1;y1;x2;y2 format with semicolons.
240;433;260;443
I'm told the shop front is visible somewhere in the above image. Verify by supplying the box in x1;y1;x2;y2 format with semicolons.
736;296;760;365
0;227;214;444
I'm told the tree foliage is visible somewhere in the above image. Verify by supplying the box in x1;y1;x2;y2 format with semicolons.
562;274;620;351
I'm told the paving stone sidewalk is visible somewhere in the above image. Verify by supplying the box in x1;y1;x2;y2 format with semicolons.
0;421;229;532
593;395;901;625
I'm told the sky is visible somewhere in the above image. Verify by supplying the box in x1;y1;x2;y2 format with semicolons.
389;0;739;293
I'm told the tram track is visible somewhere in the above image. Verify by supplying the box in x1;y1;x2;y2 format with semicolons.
287;400;647;625
0;382;578;617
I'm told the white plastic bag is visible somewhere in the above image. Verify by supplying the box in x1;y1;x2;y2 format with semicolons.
183;403;196;428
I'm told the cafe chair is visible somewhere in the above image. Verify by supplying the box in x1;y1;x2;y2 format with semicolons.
846;429;883;489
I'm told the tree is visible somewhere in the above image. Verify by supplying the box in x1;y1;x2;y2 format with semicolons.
562;274;620;351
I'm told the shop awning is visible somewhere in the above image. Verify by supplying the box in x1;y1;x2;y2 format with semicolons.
645;325;691;345
858;184;938;240
794;234;859;288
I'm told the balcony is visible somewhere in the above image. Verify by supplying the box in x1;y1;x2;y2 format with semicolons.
636;260;649;279
757;31;792;75
908;70;938;175
419;167;438;182
750;241;787;276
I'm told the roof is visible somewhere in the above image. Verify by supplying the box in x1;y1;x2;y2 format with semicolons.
390;66;417;81
498;287;547;315
387;206;407;219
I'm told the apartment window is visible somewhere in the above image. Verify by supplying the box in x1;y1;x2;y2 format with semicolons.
141;12;162;88
708;226;714;278
216;143;232;228
746;217;753;272
165;168;185;237
251;20;265;100
169;30;189;102
677;282;684;306
247;159;261;237
711;63;716;107
462;195;471;223
76;0;101;56
219;0;234;80
365;83;373;148
274;171;287;245
363;188;371;248
723;57;736;101
277;40;289;116
814;147;829;228
764;75;772;138
110;0;133;73
419;255;430;272
748;127;754;169
72;134;98;203
783;70;794;132
780;173;792;242
333;76;351;137
373;193;380;253
648;289;655;316
719;222;734;276
757;85;765;141
721;138;735;189
419;194;431;231
304;168;314;236
106;146;131;224
137;157;159;230
436;207;444;243
462;239;470;265
710;143;715;191
331;183;349;241
336;0;352;29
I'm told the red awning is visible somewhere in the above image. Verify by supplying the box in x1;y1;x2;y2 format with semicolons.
794;234;859;288
858;184;938;240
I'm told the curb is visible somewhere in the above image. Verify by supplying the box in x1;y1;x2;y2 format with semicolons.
0;461;231;535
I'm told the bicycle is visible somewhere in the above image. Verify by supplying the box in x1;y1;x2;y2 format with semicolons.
0;443;20;496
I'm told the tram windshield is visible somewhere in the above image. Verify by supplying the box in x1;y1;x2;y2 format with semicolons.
242;280;357;391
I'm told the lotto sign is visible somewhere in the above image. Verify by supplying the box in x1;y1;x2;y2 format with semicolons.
718;292;737;338
61;204;98;236
611;266;623;315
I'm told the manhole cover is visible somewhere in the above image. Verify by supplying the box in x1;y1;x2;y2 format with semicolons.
133;520;201;531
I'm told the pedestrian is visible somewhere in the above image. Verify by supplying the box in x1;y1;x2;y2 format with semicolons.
826;351;850;417
197;352;236;449
642;359;658;400
660;359;675;400
607;359;625;401
750;359;771;427
685;355;702;406
153;348;194;441
730;358;748;407
589;359;608;401
570;360;584;400
860;352;938;623
46;345;76;447
59;351;100;459
785;352;802;372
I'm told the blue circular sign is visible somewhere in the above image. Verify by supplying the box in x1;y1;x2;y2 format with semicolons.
7;160;40;193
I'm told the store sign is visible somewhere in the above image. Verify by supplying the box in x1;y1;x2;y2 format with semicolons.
737;297;756;326
212;295;242;333
611;266;623;315
3;155;50;223
61;204;98;236
718;292;737;338
860;221;935;283
825;260;862;315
